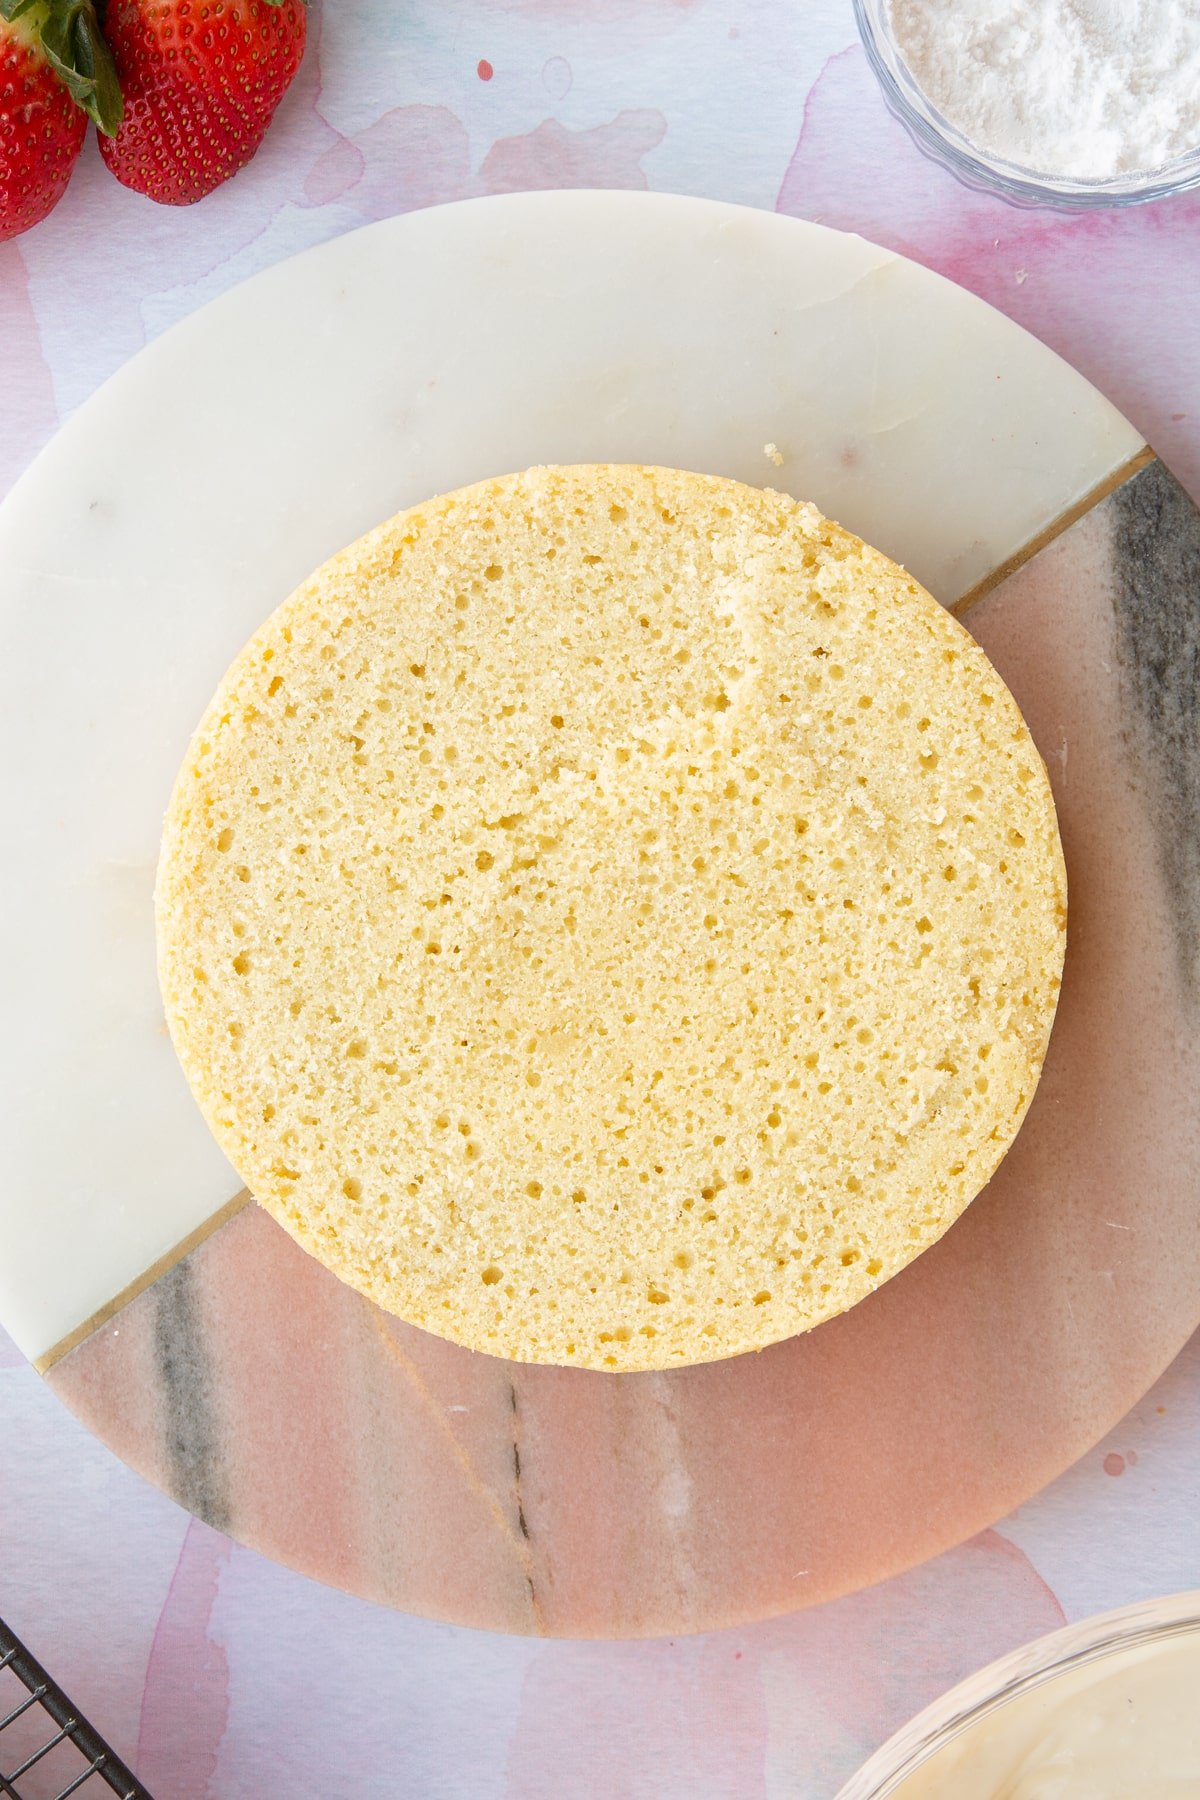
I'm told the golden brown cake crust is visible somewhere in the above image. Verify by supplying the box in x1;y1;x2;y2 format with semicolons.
157;466;1066;1370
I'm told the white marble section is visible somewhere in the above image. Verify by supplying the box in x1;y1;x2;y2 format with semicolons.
0;193;1143;1360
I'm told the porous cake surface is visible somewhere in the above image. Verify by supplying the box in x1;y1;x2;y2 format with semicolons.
157;466;1066;1371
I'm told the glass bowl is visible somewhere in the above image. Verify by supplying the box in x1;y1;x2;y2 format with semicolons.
836;1590;1200;1798
853;0;1200;208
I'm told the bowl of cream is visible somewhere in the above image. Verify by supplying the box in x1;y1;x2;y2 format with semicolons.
837;1591;1200;1798
854;0;1200;206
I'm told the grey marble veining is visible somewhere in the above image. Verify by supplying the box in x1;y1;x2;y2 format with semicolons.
152;1262;230;1534
1113;459;1200;1000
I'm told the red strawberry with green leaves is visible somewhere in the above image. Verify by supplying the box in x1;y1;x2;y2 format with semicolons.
99;0;307;205
0;0;121;240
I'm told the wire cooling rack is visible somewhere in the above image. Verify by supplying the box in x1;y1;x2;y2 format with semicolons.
0;1618;150;1799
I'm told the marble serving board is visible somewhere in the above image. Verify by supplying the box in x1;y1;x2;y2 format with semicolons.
1;193;1196;1638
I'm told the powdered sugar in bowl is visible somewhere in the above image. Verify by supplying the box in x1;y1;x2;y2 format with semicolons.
854;0;1200;207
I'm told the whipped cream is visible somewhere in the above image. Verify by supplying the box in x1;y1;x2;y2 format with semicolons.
895;1628;1200;1798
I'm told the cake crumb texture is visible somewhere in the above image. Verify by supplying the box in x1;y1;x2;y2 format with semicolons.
156;465;1066;1371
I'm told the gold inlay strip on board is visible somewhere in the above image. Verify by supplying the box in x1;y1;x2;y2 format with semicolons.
34;1189;253;1375
952;445;1156;620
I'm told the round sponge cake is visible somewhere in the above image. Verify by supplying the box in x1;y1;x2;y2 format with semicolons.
157;466;1066;1371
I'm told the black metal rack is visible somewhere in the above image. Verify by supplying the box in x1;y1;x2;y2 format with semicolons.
0;1618;151;1799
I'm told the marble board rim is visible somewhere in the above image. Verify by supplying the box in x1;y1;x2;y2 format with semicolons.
5;192;1198;1641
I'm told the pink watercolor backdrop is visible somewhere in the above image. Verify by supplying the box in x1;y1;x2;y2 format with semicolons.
1;2;1198;1793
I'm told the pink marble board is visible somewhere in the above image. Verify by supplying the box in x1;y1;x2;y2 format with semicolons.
46;454;1200;1637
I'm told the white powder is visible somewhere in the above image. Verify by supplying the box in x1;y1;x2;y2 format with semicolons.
886;0;1200;178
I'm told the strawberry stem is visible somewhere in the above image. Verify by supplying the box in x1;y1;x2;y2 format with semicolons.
17;0;123;135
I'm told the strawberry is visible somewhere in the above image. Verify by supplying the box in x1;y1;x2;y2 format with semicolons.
0;0;121;241
99;0;307;205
